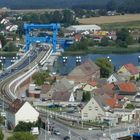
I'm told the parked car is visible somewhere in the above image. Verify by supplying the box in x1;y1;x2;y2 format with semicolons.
30;127;39;135
53;130;61;135
63;136;70;140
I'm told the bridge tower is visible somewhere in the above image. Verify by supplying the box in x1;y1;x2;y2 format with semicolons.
24;23;60;52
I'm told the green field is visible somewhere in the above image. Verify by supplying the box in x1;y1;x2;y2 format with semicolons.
100;21;140;30
64;45;140;55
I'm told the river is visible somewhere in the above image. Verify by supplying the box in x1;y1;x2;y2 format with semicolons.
54;53;140;75
2;53;140;75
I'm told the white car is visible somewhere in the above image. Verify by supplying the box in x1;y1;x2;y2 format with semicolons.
54;130;61;135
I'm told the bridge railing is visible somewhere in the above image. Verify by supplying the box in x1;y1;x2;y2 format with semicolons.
37;106;81;121
8;45;52;99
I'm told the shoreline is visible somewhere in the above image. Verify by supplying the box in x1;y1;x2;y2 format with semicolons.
63;47;140;56
0;51;17;57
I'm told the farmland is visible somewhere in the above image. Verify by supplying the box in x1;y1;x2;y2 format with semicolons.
79;14;140;25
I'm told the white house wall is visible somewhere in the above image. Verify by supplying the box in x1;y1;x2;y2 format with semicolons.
81;98;105;121
83;84;97;92
107;75;118;84
15;102;39;126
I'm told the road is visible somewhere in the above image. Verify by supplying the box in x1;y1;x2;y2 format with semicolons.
39;114;140;140
0;44;50;107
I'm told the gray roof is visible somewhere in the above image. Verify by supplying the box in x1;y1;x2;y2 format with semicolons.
51;78;74;101
112;73;126;82
69;59;100;77
54;78;73;92
52;91;71;101
66;25;101;32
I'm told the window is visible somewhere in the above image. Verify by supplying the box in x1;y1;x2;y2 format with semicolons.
83;113;88;117
88;106;92;110
95;106;98;110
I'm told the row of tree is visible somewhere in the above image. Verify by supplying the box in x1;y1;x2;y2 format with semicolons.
73;0;140;14
106;0;140;13
22;9;78;26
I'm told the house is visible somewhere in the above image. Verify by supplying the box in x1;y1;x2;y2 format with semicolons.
66;25;101;33
83;81;97;92
107;73;126;84
48;78;75;102
81;96;105;121
67;60;100;82
1;18;9;25
118;63;139;80
6;25;18;32
74;34;82;42
81;94;119;125
6;99;39;128
115;82;137;101
27;84;41;99
113;108;135;122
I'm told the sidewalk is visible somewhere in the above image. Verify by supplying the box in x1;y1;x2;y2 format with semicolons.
2;128;13;140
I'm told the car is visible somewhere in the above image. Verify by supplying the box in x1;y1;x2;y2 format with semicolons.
53;130;61;135
63;136;70;140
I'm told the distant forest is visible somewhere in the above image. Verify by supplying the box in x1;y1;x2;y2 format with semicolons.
0;0;140;13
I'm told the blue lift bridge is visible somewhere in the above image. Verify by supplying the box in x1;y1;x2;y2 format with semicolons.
24;23;60;52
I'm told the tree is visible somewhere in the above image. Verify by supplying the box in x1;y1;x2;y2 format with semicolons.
51;11;63;23
116;28;133;48
14;122;35;132
0;34;6;47
100;37;109;46
0;129;4;140
138;37;140;43
82;91;91;102
106;0;117;11
95;58;113;78
125;103;135;109
62;9;76;26
32;70;50;86
7;132;36;140
3;42;17;52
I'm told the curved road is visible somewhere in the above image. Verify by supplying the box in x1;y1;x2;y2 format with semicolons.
0;45;50;105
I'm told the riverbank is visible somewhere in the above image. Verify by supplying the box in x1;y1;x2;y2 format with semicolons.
63;46;140;56
0;51;17;57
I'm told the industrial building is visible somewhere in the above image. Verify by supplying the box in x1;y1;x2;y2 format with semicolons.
66;24;101;33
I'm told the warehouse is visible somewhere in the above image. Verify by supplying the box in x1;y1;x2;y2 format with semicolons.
66;24;101;33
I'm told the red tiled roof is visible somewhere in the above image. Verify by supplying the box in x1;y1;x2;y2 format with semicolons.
118;82;137;93
9;99;24;113
88;81;97;87
105;98;122;108
124;63;139;75
116;94;124;100
74;34;82;41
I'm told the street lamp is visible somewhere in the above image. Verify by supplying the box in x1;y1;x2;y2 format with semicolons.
0;56;5;71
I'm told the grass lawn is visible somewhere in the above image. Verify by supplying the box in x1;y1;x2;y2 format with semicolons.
40;106;68;112
0;51;17;57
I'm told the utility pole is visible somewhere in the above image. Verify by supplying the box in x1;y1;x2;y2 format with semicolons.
45;120;46;140
47;116;50;135
68;129;71;140
2;94;4;112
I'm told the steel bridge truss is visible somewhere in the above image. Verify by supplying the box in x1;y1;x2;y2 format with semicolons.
24;23;60;52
